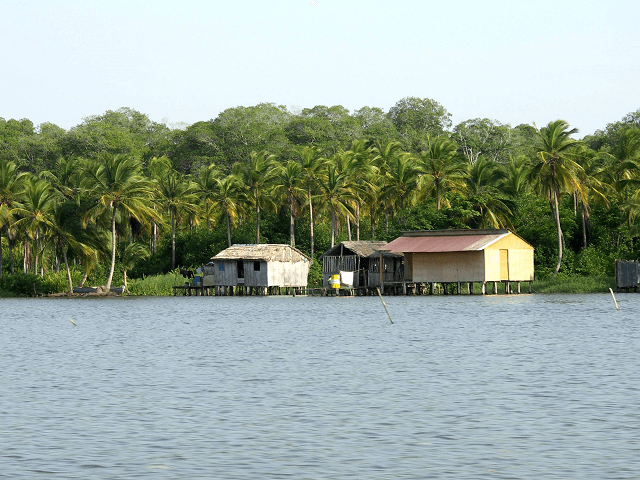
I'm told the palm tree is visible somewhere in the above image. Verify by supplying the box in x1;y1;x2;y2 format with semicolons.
210;174;247;247
380;153;421;212
501;155;531;199
243;150;278;244
299;146;326;256
272;160;306;246
573;146;610;248
463;157;513;228
604;128;640;198
371;140;404;235
82;154;159;290
13;177;57;275
346;140;377;240
151;157;199;269
530;120;584;276
122;242;150;291
195;163;221;231
418;136;468;210
319;160;354;247
0;159;26;276
48;199;89;295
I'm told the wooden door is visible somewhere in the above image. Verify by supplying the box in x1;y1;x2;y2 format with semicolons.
499;249;509;280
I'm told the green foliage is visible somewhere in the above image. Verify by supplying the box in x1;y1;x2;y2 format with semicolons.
126;271;184;296
532;276;615;294
308;257;323;287
0;270;81;296
6;104;640;291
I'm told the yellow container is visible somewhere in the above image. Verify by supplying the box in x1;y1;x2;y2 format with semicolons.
329;274;341;289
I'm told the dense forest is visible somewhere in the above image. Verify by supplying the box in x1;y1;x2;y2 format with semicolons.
1;97;640;293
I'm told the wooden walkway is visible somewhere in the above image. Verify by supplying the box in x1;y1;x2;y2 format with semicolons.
173;280;533;297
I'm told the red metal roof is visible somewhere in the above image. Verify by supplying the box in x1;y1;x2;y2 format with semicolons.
383;233;508;253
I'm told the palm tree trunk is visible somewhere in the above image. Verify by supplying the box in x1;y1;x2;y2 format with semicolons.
289;194;295;247
347;216;352;241
62;241;73;295
7;228;14;274
23;241;28;273
34;236;39;276
552;189;563;277
0;231;3;278
308;190;315;257
106;204;117;290
370;209;375;239
226;210;232;247
171;207;176;270
581;202;588;249
356;202;360;241
256;201;261;244
331;208;336;247
152;221;157;254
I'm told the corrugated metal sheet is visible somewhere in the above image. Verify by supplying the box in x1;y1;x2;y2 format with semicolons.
384;233;508;253
320;241;390;258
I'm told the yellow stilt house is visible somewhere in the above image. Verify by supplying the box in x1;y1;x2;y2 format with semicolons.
382;229;534;293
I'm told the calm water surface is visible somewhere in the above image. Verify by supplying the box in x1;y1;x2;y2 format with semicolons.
1;293;639;479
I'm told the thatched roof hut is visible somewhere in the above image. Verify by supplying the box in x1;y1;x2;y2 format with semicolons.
211;244;311;288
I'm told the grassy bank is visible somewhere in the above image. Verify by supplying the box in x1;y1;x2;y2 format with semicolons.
531;276;615;294
126;272;185;296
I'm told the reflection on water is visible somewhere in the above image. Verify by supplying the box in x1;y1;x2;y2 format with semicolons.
1;294;640;479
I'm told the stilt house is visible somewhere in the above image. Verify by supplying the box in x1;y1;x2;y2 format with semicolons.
320;241;403;289
212;244;311;289
382;229;534;284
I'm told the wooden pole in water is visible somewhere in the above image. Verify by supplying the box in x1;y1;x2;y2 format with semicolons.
609;288;619;310
376;287;394;324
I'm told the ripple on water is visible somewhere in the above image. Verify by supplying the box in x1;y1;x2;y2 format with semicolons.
1;294;640;478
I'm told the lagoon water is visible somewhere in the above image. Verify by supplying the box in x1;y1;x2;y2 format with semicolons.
1;293;640;479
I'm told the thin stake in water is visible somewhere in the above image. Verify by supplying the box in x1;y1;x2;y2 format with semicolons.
376;287;394;324
609;288;619;311
69;318;77;326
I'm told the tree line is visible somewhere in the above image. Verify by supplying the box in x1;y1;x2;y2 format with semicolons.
1;98;640;292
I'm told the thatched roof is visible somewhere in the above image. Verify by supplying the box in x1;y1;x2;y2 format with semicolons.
212;244;311;263
320;241;394;258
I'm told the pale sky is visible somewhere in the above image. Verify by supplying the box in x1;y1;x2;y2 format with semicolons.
1;0;638;136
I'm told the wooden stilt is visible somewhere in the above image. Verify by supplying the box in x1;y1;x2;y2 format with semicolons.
482;282;486;295
457;281;461;295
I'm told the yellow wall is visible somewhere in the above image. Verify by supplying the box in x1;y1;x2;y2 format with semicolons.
412;251;485;282
484;233;533;251
403;233;534;283
484;233;534;281
506;249;535;281
404;253;413;280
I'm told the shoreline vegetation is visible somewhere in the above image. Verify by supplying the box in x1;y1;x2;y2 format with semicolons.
0;272;618;298
2;101;640;296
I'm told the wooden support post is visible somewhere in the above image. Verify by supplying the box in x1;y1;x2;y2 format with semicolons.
482;282;486;295
430;282;435;295
517;282;521;294
493;282;497;294
403;281;406;295
457;281;461;295
468;282;473;294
